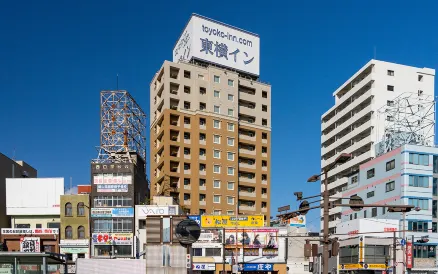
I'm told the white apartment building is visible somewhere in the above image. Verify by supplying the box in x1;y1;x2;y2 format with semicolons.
320;59;435;233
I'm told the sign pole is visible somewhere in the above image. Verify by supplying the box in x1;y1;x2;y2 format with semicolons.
187;246;193;274
222;228;226;274
393;231;397;274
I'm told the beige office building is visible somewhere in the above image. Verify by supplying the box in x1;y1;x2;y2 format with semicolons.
149;59;271;221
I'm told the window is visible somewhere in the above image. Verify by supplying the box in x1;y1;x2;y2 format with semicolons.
227;123;234;131
184;70;191;79
409;153;429;166
434;200;437;218
227;196;234;205
93;219;132;232
227;152;234;161
262;133;267;140
367;168;375;179
184;132;190;140
213;180;220;188
77;202;85;216
200;133;206;141
414;245;435;259
184;86;191;94
367;191;375;198
387;85;394;91
214;75;220;83
213;135;221;144
262;119;267;126
385;181;395;192
213;120;220;129
199;118;206;126
184;163;190;170
387;100;394;106
350;214;352;220
184;194;190;201
228;94;234;101
36;224;42;228
199;163;206;171
228;108;234;116
382;207;386;215
213;210;221;215
214;150;221;159
214;105;220;114
409;176;429;188
433;222;437;233
434;178;438;196
193;248;203;256
199;148;206;156
386;160;395;171
408;221;429;232
65;253;73;261
184;101;191;109
184;117;190;125
228;79;234;86
78;226;85;239
78;254;85;259
199;179;206;186
65;226;73;239
418;75;423;82
371;208;377;217
214;90;220;98
199;194;206;201
184;148;190;155
213;195;221;203
65;203;72;216
262;91;268;98
227;137;235;146
262;105;267;112
408;198;429;210
184;178;190;186
200;87;206;94
93;196;132;207
227;210;234;215
351;176;358;184
387;70;394;76
364;210;367;218
214;165;221;174
227;167;234;176
206;248;221;256
227;182;234;190
198;74;204;80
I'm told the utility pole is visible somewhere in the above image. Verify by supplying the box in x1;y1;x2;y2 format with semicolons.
322;168;329;274
393;231;397;274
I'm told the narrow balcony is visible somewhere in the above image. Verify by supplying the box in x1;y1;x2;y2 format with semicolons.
199;201;206;206
239;205;256;211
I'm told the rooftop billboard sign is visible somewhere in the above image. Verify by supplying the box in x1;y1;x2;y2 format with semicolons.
173;14;260;76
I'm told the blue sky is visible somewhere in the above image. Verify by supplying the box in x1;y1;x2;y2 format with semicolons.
1;0;438;231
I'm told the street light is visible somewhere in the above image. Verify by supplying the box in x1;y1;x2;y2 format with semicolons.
307;153;352;274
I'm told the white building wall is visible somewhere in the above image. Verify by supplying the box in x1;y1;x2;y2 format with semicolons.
320;60;435;232
6;178;64;215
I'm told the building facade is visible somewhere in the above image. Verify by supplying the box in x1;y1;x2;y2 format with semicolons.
60;194;91;261
90;156;148;258
340;144;438;272
320;60;435;233
150;14;271;221
0;153;36;228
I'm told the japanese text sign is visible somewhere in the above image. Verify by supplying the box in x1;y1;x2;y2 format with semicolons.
201;215;264;228
96;184;128;192
173;14;260;76
1;228;59;235
239;264;273;271
91;207;134;218
406;241;413;269
20;237;40;253
92;233;133;245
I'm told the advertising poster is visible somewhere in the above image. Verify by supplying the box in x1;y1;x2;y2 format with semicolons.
288;215;306;227
262;248;279;256
20;237;40;253
96;184;128;192
91;207;134;218
224;229;278;248
201;215;264;228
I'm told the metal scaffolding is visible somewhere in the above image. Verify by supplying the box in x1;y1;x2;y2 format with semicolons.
376;92;435;156
95;90;146;164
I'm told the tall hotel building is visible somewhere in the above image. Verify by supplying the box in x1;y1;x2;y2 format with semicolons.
149;14;271;222
320;60;435;233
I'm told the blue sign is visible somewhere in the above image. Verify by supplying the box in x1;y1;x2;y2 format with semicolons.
400;239;406;246
239;264;273;271
188;215;201;226
91;207;134;218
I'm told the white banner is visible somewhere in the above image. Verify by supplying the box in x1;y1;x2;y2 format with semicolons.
137;206;177;217
1;228;59;235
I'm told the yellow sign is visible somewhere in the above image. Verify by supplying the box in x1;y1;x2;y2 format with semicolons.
339;264;387;270
201;215;264;228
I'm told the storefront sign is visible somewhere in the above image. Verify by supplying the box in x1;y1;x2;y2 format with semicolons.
201;215;264;228
93;174;132;185
224;229;278;248
137;206;177;217
239;264;273;271
60;239;89;246
96;184;128;192
60;247;89;254
406;241;413;268
20;237;40;253
339;264;386;270
189;215;201;225
91;207;134;218
192;264;215;270
262;248;278;256
1;228;59;235
91;233;133;245
288;215;306;227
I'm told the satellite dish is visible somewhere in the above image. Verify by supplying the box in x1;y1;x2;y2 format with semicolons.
299;200;310;215
176;219;201;246
350;195;364;211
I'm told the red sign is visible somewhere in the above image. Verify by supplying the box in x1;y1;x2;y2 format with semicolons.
406;242;413;269
384;227;397;232
348;230;359;235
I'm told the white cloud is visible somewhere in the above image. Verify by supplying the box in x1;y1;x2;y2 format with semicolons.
65;186;78;195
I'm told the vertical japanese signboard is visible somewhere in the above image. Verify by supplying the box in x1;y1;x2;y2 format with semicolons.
406;241;413;269
20;237;40;253
173;14;260;76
